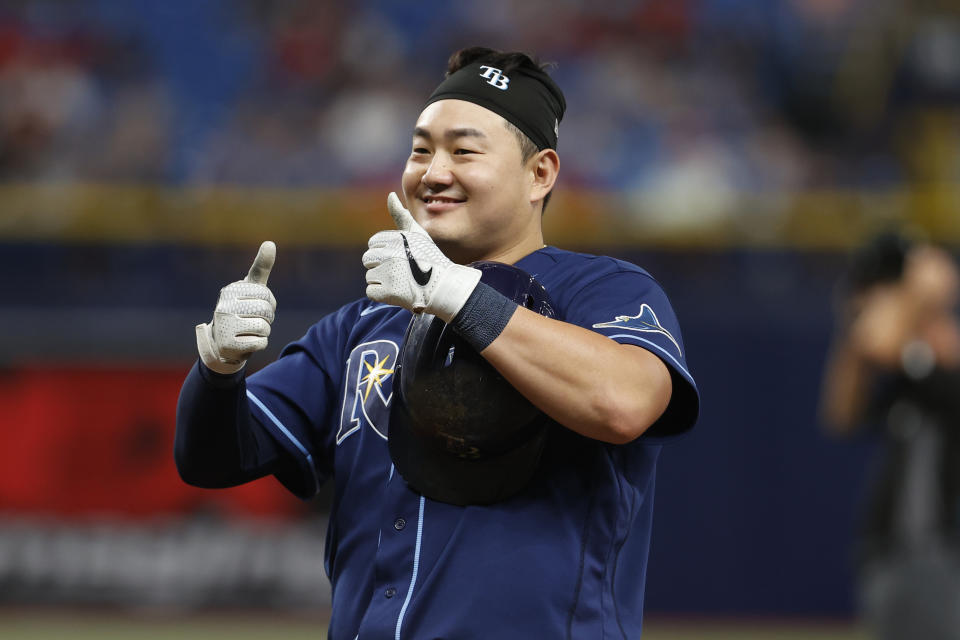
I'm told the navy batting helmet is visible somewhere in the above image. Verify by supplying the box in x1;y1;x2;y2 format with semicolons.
388;261;556;506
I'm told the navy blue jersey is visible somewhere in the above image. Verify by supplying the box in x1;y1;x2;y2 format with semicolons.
179;246;698;639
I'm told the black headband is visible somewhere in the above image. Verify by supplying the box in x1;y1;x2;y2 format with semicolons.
424;61;566;151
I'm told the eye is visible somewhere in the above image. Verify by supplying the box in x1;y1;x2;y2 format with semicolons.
412;147;430;155
453;148;476;155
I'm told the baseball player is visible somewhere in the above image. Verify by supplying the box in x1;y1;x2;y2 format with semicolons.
176;47;700;639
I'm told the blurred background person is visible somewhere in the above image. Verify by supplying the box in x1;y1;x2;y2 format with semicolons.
820;232;960;640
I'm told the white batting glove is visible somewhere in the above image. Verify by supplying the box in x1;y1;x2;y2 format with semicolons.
363;192;482;323
196;241;277;375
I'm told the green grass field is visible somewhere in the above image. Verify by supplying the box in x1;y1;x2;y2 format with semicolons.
0;610;868;639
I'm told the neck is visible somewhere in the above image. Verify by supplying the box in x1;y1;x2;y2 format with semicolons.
483;234;547;265
445;230;546;266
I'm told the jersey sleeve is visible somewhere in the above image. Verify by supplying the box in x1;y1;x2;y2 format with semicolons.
565;269;700;438
244;305;357;498
174;360;287;489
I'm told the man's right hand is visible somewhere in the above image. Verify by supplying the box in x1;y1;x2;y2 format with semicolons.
196;241;277;375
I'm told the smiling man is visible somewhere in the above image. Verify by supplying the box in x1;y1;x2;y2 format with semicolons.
176;47;700;639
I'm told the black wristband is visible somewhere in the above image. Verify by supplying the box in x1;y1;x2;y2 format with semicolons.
451;282;518;352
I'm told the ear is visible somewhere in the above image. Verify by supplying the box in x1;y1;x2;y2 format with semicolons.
529;149;559;206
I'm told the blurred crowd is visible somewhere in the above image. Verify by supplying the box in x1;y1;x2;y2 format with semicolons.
0;0;959;209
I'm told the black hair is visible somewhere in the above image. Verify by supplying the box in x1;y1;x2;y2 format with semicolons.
843;232;912;296
446;47;552;82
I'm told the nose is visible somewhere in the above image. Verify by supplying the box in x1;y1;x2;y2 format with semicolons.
422;153;454;190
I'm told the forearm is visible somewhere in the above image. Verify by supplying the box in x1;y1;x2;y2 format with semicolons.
174;360;281;488
819;341;874;435
480;306;672;444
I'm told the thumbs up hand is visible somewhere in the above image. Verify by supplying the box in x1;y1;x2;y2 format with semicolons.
196;241;278;375
363;193;481;322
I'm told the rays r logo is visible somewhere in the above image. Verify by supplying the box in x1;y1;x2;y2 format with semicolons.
337;340;398;444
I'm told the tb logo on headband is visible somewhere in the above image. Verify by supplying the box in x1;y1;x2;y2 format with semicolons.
479;65;510;91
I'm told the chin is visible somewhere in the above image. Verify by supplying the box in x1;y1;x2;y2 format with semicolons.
420;218;462;244
430;236;485;265
416;213;492;263
432;239;471;264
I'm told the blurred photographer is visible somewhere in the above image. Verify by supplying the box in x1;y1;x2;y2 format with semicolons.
820;233;960;640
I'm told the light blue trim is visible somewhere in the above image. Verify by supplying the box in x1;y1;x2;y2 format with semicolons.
607;333;694;382
246;390;320;493
395;496;425;640
359;303;395;317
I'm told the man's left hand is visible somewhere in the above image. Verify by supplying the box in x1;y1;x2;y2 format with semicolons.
363;192;482;322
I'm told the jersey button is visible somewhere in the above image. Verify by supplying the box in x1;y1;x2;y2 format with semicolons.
394;518;406;531
385;587;397;598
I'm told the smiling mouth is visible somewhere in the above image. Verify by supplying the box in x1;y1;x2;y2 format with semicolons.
421;196;465;205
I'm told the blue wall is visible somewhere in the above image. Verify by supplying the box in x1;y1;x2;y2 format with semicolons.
634;249;877;617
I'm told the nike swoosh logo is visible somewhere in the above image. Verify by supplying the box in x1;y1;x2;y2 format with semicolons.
401;234;432;286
